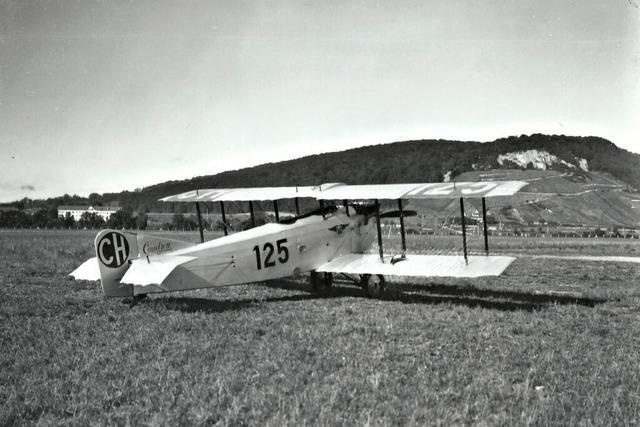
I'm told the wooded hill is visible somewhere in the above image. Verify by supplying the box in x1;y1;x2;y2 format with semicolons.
9;134;640;226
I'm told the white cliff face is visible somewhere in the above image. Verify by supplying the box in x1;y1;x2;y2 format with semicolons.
497;150;578;170
577;157;589;171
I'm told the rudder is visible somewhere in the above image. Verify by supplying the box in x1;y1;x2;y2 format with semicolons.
94;229;137;297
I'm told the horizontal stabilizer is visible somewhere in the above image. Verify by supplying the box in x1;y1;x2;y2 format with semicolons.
315;254;516;278
120;255;197;287
69;257;100;281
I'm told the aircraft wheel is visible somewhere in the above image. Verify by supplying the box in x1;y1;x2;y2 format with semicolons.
310;271;333;295
362;274;385;299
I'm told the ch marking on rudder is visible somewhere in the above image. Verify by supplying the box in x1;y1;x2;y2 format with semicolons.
97;232;130;268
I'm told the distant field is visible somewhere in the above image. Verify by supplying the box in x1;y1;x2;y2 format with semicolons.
2;230;640;424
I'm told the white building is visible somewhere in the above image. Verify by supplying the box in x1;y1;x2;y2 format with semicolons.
58;205;121;221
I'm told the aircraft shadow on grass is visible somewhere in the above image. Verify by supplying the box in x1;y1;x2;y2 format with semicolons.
133;278;605;314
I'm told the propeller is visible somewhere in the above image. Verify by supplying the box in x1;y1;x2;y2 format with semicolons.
350;203;417;219
380;209;417;218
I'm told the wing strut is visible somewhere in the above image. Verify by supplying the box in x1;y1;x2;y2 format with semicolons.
397;199;407;257
482;197;489;255
294;197;300;215
273;200;280;222
195;201;205;243
459;198;468;265
249;201;256;228
375;199;384;262
220;201;228;236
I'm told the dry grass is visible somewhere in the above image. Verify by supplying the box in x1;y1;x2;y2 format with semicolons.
2;230;640;425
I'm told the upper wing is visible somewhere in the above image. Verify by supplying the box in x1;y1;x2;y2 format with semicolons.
159;183;344;202
315;253;516;278
315;181;527;200
159;181;526;202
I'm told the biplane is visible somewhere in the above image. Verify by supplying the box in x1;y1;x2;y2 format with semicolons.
70;181;527;299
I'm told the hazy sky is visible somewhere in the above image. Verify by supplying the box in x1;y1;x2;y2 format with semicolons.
1;0;639;202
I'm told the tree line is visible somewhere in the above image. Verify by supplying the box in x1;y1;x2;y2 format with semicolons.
3;134;634;216
0;209;227;231
0;208;148;230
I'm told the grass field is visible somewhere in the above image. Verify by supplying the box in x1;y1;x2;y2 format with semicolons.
3;230;640;425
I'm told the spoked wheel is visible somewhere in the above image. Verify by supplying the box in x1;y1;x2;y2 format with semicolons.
310;271;333;295
361;274;385;299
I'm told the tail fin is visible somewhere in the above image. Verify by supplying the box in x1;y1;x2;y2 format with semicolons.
94;230;137;297
70;229;198;297
92;230;197;297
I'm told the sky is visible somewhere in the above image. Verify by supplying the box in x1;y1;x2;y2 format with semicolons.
1;0;639;202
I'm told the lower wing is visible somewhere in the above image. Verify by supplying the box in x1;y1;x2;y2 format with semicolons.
315;254;516;278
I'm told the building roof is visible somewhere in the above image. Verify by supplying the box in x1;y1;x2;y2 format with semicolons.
58;205;121;211
58;205;87;210
92;206;120;211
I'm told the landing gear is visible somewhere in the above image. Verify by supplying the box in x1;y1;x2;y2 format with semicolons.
129;293;147;307
310;271;333;295
361;274;385;299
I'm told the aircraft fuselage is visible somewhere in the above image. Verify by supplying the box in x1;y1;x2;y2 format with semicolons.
131;208;375;294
